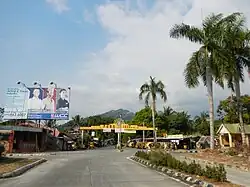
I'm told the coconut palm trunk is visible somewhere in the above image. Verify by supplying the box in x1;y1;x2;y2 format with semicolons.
152;100;156;143
234;79;247;146
206;66;215;149
205;46;215;150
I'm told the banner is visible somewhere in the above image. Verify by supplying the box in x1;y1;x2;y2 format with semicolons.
3;86;70;120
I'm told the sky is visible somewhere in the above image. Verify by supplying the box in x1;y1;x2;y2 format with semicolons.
1;0;250;118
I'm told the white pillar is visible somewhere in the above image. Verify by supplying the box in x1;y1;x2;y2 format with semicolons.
228;133;233;147
81;130;84;147
219;134;223;147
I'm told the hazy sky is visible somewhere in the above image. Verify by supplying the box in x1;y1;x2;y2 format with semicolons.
1;0;250;118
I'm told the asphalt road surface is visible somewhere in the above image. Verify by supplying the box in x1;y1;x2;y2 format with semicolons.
0;148;187;187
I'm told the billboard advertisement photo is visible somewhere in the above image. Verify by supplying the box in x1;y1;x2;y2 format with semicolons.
3;85;70;120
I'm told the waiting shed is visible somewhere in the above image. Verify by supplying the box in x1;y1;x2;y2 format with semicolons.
217;123;250;147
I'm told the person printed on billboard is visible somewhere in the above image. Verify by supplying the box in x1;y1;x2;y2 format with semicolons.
42;86;55;112
27;88;43;110
56;88;69;110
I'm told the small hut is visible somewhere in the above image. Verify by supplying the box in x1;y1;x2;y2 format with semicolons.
217;123;250;148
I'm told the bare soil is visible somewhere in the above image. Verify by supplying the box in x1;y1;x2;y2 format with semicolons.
188;149;250;170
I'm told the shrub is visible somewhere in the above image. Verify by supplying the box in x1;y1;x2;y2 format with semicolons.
135;151;150;160
134;150;227;182
204;164;227;182
226;148;238;156
150;151;165;166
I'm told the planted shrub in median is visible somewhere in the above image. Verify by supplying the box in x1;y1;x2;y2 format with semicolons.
134;150;227;182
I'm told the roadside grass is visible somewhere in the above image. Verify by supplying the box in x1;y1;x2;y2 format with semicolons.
0;157;39;174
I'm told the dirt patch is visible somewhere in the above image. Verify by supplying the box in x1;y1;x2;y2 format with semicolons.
193;175;243;187
0;157;39;174
188;149;250;170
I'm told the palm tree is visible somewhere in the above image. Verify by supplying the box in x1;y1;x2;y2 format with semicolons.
220;13;250;146
163;106;175;116
194;112;210;136
169;13;239;149
139;76;167;143
72;115;82;128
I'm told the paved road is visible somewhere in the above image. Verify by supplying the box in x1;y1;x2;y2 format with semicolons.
171;152;250;187
0;148;186;187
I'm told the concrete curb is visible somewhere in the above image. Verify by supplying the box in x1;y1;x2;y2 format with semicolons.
7;153;48;157
129;156;214;187
184;157;250;172
0;158;47;178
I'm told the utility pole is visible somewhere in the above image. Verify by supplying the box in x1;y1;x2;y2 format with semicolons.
117;114;122;151
81;130;84;148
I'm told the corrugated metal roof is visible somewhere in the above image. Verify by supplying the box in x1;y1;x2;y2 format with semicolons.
217;123;250;134
0;125;43;132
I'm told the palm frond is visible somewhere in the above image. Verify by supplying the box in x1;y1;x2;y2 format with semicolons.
139;83;150;100
144;92;150;106
202;13;223;33
184;51;201;88
158;89;167;102
169;23;204;44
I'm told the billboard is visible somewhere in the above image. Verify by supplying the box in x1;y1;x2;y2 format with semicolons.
3;86;70;120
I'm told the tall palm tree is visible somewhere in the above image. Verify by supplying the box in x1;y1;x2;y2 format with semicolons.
139;76;167;143
169;13;239;149
220;13;250;146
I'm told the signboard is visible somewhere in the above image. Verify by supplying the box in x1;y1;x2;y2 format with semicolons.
115;128;124;133
124;129;136;133
103;128;112;132
3;86;70;120
80;124;154;131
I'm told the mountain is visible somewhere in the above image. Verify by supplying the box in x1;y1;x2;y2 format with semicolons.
99;109;135;121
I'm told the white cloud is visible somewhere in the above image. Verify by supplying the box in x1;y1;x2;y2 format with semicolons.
69;0;250;117
83;9;95;24
46;0;69;13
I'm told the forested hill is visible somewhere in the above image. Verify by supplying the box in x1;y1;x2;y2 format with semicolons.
99;109;135;121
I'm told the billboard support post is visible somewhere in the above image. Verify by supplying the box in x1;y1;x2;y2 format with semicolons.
17;81;28;125
50;82;58;135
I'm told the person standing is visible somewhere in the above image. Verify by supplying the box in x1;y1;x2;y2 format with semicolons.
27;88;43;110
56;89;69;110
43;87;55;112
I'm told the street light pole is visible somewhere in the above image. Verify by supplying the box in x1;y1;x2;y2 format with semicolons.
117;114;122;150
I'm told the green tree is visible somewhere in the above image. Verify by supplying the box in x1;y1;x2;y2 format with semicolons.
193;112;210;136
167;111;191;135
130;107;152;126
169;13;236;149
217;95;250;124
139;76;167;143
0;108;4;122
219;13;250;146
